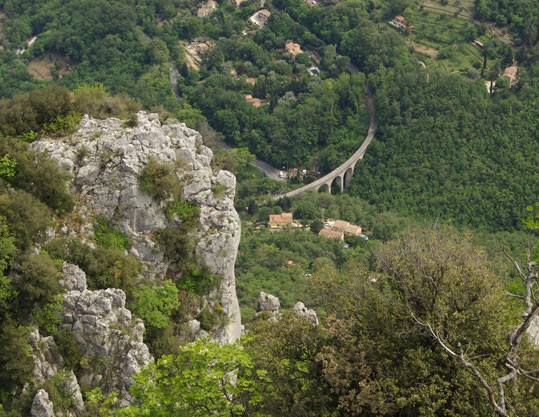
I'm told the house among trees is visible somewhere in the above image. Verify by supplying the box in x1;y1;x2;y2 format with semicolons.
389;15;408;31
330;220;362;236
285;42;303;58
245;94;262;107
249;9;271;27
197;0;217;17
502;64;518;85
319;219;362;241
268;212;293;228
318;228;344;241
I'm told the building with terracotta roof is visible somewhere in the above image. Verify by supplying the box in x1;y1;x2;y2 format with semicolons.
245;77;256;86
285;42;303;58
269;212;293;228
319;228;344;241
344;224;362;236
245;94;262;107
331;220;350;231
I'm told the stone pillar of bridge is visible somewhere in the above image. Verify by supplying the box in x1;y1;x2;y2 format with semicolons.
338;174;345;193
344;167;354;189
326;179;333;193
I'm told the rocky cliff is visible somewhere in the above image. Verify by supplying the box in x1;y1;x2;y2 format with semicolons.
29;112;242;411
33;111;242;344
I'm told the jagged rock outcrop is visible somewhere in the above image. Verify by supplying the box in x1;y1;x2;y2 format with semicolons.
60;371;85;416
255;292;281;321
31;390;54;417
59;262;151;405
257;292;281;312
33;112;242;345
28;329;64;384
28;328;85;417
293;302;319;326
255;292;318;325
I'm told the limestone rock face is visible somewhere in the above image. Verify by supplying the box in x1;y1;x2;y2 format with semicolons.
33;112;242;345
293;302;319;326
59;263;151;405
257;292;281;313
31;390;54;417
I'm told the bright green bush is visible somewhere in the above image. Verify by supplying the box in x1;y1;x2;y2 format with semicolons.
166;198;200;225
33;294;63;335
93;216;131;250
132;280;179;329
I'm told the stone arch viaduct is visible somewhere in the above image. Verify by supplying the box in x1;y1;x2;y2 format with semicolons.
273;82;377;200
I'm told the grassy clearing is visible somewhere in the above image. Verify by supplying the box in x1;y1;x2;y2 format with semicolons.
27;53;73;80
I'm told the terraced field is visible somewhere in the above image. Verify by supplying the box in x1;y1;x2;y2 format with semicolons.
399;1;509;74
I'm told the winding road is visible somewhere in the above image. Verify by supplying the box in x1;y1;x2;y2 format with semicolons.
272;81;377;200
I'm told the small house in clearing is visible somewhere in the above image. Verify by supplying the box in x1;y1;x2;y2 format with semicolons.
472;40;484;49
269;212;293;228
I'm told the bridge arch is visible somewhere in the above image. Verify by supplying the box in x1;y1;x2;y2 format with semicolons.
331;176;342;194
317;183;330;193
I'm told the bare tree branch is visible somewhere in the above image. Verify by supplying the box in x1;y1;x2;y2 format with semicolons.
504;249;526;281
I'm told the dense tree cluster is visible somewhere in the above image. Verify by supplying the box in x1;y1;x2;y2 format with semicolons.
348;65;538;231
93;227;539;417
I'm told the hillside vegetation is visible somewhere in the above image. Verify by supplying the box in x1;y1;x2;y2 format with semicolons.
0;1;537;415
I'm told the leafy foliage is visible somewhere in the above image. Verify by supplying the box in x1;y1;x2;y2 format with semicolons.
101;339;262;417
131;280;179;329
166;198;200;224
44;238;141;296
93;216;131;250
